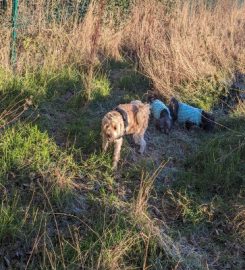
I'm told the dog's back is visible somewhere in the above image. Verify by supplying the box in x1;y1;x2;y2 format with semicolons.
169;97;215;131
117;101;150;134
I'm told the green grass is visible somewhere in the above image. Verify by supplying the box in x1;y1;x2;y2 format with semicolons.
0;124;55;177
0;61;245;269
91;74;111;100
0;193;21;241
178;118;245;197
0;123;78;193
161;108;245;268
176;73;230;110
118;71;150;93
0;67;83;103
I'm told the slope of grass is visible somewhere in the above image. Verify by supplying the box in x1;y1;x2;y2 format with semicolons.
161;105;245;269
0;1;245;268
1;56;245;269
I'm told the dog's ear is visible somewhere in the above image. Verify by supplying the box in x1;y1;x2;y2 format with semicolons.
147;95;155;103
163;117;173;135
147;90;157;103
158;110;173;135
160;109;168;118
201;111;215;131
169;97;179;121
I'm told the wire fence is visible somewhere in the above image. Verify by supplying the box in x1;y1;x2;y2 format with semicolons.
0;0;134;69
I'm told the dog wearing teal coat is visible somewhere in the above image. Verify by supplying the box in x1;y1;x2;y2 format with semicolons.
169;98;215;131
150;98;173;134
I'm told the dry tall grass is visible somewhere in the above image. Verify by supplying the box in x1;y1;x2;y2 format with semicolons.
0;0;244;98
123;0;245;97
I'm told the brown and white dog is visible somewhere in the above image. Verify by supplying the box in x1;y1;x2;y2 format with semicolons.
101;100;150;169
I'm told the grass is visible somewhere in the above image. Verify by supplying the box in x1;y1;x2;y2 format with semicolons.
176;73;230;110
0;0;245;269
178;114;245;197
0;192;21;241
118;71;150;92
160;104;245;268
1;65;244;268
0;67;83;101
0;124;78;189
91;74;111;100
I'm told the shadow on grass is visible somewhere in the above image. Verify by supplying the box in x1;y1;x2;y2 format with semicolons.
0;61;151;157
177;114;245;198
159;112;245;268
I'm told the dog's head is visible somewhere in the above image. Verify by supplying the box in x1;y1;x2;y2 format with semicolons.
156;109;172;135
102;112;123;142
201;111;215;132
168;97;179;122
147;91;159;104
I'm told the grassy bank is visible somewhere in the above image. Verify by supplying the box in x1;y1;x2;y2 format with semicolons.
0;0;245;269
0;60;244;269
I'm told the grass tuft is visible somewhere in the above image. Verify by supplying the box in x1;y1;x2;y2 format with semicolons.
0;124;78;191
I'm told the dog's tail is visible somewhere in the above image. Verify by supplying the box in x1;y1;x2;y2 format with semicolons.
130;100;143;106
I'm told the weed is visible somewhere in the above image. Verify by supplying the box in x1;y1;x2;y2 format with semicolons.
164;189;214;225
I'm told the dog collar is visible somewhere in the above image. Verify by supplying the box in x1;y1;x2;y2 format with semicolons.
114;106;128;134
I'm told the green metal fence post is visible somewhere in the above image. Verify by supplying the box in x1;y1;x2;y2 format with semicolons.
10;0;19;69
1;0;7;11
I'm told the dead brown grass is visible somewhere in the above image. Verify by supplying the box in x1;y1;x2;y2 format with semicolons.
123;0;245;97
0;0;244;98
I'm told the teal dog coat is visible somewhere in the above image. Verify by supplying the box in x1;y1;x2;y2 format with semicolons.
151;99;171;119
177;102;202;126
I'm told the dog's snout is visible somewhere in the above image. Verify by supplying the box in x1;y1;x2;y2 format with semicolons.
107;133;112;140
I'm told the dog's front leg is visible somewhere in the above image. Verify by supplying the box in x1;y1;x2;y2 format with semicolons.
112;137;123;169
102;134;109;153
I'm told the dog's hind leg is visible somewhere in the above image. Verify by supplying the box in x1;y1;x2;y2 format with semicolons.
112;137;123;169
133;133;146;154
137;133;146;155
139;136;146;154
133;134;140;144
